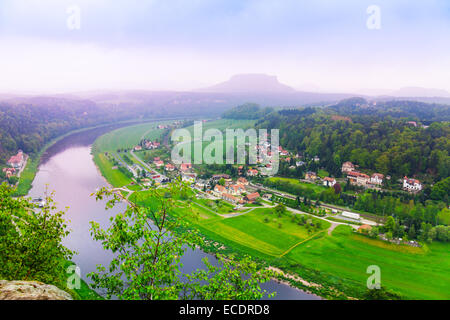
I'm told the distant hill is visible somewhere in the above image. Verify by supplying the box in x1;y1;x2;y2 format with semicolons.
199;74;296;93
390;87;450;98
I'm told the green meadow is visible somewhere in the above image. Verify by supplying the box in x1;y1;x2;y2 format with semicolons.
93;153;132;187
93;121;168;153
267;177;328;193
192;205;450;299
286;226;450;300
185;119;256;135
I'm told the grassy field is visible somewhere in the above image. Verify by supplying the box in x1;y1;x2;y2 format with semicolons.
14;155;41;196
318;169;329;178
192;205;450;299
179;119;258;160
194;198;236;214
174;204;330;258
286;225;450;300
267;177;327;193
93;153;132;187
185;119;256;135
93;121;168;153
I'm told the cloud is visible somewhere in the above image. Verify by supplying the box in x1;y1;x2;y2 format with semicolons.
0;0;449;92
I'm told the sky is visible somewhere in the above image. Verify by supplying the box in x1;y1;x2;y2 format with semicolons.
0;0;449;94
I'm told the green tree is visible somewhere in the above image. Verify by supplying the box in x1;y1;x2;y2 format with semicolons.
7;175;19;185
408;224;416;239
0;183;73;285
274;203;287;217
430;177;450;203
385;216;396;233
88;180;274;300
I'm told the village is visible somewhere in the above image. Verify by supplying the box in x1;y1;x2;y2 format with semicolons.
110;133;431;250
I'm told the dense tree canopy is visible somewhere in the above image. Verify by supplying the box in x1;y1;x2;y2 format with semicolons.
0;183;73;285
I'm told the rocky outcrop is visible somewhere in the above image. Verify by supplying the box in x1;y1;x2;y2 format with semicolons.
0;280;73;300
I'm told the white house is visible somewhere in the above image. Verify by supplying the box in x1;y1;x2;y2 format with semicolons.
403;176;422;192
323;177;336;187
181;173;196;183
370;173;384;186
296;161;306;167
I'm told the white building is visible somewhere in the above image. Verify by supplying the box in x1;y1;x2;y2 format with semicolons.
403;177;422;192
342;211;361;220
323;177;336;187
370;173;384;186
341;161;355;173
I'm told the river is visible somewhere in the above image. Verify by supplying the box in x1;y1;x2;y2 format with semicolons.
27;124;319;300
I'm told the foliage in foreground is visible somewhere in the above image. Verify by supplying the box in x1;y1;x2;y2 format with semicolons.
0;183;73;285
88;180;274;300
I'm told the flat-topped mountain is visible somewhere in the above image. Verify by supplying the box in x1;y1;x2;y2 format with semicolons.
199;74;296;93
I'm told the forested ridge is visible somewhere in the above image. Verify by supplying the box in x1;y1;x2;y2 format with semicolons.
0;99;109;163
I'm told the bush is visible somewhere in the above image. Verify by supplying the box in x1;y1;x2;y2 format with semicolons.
0;183;73;285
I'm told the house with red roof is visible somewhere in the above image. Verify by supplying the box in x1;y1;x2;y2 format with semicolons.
180;163;192;172
7;151;24;169
228;184;246;196
2;167;16;178
154;160;164;167
213;184;227;197
347;171;370;186
237;177;248;185
341;161;355;173
244;192;260;203
222;193;239;204
165;163;175;171
323;177;336;187
403;176;422;192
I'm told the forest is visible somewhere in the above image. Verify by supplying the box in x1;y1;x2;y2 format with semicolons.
0;99;109;163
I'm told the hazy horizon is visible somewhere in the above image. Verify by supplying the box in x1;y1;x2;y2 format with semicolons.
1;0;450;94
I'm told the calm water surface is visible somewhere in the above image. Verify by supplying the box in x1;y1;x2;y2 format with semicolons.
27;124;319;300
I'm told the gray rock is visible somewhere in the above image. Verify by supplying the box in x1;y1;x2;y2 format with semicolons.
0;280;73;300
